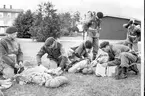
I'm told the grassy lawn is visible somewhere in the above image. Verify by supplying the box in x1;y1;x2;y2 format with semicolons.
2;37;141;96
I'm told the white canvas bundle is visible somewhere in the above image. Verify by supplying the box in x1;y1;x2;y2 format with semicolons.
95;64;117;77
95;63;107;77
68;59;89;73
106;66;117;77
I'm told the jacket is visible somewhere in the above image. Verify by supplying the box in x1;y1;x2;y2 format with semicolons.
0;37;23;67
71;42;88;59
107;44;130;66
36;41;65;65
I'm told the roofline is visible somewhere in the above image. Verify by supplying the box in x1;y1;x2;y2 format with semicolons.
0;8;23;13
103;15;141;22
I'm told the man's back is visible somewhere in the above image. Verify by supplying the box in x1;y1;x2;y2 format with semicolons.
111;44;130;58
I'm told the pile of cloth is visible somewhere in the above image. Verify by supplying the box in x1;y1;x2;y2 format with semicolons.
0;79;12;90
13;61;69;88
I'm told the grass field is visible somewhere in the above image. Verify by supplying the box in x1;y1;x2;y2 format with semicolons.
1;37;141;96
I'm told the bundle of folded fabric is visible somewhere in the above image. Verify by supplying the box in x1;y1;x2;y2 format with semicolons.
45;76;68;88
0;79;13;90
13;61;69;88
68;59;90;73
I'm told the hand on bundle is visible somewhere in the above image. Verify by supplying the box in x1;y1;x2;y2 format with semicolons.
19;61;24;68
101;63;108;67
15;61;24;74
0;79;12;90
15;63;20;69
91;60;97;67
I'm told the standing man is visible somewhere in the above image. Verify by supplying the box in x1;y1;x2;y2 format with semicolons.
0;26;23;78
36;37;68;71
83;11;104;60
123;19;141;52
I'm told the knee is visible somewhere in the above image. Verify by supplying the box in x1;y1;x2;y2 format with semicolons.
60;56;67;61
3;67;14;78
120;52;128;57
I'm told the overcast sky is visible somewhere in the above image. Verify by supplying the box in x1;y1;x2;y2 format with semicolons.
0;0;144;20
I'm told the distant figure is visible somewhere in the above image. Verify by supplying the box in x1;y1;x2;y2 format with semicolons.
123;19;141;52
83;11;104;60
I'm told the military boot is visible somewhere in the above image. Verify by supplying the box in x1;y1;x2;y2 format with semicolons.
130;64;139;75
115;66;122;80
92;54;96;60
115;66;127;80
120;67;128;79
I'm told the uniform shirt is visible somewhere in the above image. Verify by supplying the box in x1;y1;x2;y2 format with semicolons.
83;15;101;31
109;44;130;59
127;25;141;43
71;42;88;59
36;42;65;65
0;37;23;67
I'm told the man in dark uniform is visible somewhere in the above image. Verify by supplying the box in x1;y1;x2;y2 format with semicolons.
65;40;93;71
0;26;23;78
36;37;68;71
100;41;139;80
123;19;141;52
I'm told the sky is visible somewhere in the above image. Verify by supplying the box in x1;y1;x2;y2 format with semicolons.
0;0;144;20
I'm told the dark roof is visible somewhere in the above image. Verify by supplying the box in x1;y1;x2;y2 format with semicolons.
0;8;23;13
103;15;141;25
104;15;141;22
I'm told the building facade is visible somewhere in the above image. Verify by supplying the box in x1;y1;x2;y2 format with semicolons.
100;16;141;40
0;5;23;34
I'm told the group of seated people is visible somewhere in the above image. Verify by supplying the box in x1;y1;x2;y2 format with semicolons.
0;26;140;95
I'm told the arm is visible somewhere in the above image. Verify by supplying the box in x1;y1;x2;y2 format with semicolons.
36;46;46;66
74;43;84;58
133;28;141;43
16;43;23;64
0;40;16;68
107;58;121;66
114;49;122;59
60;44;67;57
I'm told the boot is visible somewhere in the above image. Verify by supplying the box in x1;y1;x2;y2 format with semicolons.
130;64;139;75
120;67;128;79
115;67;127;80
92;54;96;60
115;66;122;80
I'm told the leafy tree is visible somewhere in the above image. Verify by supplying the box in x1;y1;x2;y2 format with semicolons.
59;12;72;29
13;10;34;38
29;2;61;42
58;12;72;36
72;11;80;26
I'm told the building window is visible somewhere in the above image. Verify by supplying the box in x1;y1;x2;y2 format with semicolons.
0;27;5;34
7;13;11;18
7;21;13;26
0;20;4;25
0;13;3;18
15;13;18;18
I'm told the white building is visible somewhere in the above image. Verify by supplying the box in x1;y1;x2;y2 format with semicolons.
0;5;23;34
